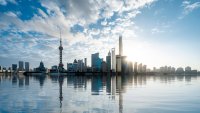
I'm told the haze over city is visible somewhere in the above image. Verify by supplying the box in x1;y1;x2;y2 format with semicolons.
0;0;200;70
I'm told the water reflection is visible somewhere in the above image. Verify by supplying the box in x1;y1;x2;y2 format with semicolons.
0;73;200;113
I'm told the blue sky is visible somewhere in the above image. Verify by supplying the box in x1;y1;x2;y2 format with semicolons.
0;0;200;70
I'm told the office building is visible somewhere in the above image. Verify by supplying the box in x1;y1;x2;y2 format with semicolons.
121;56;128;73
12;64;17;71
119;35;123;56
101;61;107;72
138;63;142;73
106;51;111;72
77;59;84;72
91;53;99;68
111;48;116;72
35;61;46;72
84;58;87;67
18;61;24;71
142;65;147;73
176;67;184;74
116;55;121;72
25;62;29;72
91;53;102;71
134;62;138;73
185;66;191;74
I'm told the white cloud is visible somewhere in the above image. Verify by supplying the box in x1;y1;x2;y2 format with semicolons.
151;27;164;34
0;0;158;67
0;0;16;5
179;1;200;19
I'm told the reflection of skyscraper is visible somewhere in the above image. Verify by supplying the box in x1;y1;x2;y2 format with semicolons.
59;76;64;108
116;75;123;113
18;61;24;71
106;51;111;71
112;48;116;72
111;75;116;99
25;62;29;72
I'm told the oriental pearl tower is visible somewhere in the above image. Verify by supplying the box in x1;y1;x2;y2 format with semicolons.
58;28;64;72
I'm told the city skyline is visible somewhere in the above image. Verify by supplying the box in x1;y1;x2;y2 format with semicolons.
0;0;200;70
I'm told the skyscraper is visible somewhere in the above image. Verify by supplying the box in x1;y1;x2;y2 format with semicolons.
116;35;123;72
25;62;29;72
116;55;121;72
91;53;102;71
185;66;191;74
12;64;17;71
106;51;111;72
18;61;24;71
91;53;99;68
138;63;142;73
111;48;116;72
134;62;138;73
58;29;64;72
119;35;123;56
142;65;147;73
84;58;87;67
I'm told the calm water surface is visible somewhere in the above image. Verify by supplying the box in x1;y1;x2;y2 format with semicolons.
0;73;200;113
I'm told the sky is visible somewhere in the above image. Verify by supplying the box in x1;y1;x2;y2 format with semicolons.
0;0;200;70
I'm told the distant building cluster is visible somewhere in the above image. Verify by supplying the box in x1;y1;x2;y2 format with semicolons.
63;35;133;73
0;35;199;75
0;61;30;72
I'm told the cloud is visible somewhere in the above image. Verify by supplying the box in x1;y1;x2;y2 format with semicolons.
151;27;164;34
179;0;200;19
0;0;157;68
0;0;16;5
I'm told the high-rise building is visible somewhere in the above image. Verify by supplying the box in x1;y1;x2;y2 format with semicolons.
134;62;138;73
176;67;184;74
12;64;17;71
138;63;142;73
111;48;116;72
116;55;121;72
106;51;111;72
91;53;99;68
91;53;102;71
73;59;78;72
77;59;84;72
121;56;128;73
119;35;123;56
84;58;87;72
101;61;107;72
18;61;24;71
185;66;191;74
67;63;73;72
25;62;29;72
142;65;147;73
58;29;64;72
35;61;46;72
84;58;87;67
0;65;2;72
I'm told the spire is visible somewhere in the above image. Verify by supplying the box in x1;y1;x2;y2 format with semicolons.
108;51;111;56
59;27;62;46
